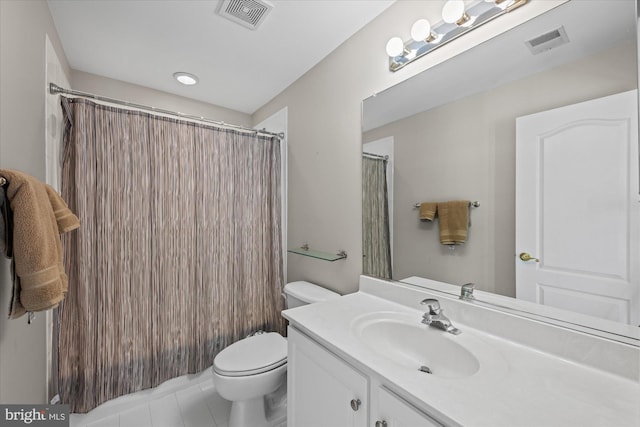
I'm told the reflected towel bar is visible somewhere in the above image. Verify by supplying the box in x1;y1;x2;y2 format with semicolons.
414;201;480;209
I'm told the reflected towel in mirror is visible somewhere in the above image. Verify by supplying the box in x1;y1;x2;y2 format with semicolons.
419;202;437;221
438;200;469;245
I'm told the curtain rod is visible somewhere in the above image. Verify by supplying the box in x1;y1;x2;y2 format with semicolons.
49;83;284;139
363;152;389;160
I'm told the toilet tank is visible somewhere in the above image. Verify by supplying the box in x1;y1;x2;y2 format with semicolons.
283;281;340;309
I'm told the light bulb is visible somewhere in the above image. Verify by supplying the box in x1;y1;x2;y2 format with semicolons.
385;37;405;57
442;0;469;25
411;19;434;42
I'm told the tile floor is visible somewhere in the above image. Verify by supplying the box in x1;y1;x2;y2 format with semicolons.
69;368;286;427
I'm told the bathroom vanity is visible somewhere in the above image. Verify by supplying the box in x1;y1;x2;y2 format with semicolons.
282;276;640;427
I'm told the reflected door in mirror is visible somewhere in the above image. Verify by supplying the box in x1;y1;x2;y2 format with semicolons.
516;90;640;325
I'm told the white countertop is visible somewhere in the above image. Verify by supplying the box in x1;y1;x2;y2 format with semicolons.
283;285;640;427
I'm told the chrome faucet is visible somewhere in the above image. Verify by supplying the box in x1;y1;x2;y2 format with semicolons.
420;298;461;335
459;282;475;301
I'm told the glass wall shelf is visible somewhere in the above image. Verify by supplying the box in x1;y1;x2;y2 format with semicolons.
288;244;347;262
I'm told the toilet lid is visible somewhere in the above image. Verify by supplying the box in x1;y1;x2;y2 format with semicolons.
213;332;287;377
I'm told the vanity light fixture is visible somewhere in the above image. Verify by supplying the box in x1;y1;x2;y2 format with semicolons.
173;72;199;86
486;0;510;6
386;0;528;72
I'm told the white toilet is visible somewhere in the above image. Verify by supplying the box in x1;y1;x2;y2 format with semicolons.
212;281;340;427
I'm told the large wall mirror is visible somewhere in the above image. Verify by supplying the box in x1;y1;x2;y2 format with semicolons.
362;0;639;341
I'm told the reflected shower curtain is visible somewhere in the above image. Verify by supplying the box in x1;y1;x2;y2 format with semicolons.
56;98;284;413
362;156;392;279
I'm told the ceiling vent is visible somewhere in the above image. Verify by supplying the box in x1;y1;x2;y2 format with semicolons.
217;0;273;30
525;26;570;55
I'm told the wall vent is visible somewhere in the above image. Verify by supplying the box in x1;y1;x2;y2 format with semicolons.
217;0;273;30
525;26;570;55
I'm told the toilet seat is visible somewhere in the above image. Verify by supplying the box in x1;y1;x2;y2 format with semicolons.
214;332;287;377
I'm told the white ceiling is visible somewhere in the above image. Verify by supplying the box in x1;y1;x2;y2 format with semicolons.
47;0;395;115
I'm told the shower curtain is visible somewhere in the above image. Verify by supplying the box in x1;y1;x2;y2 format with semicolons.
56;97;285;413
362;156;392;279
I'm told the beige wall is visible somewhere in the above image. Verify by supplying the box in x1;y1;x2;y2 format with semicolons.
252;0;565;295
0;0;70;404
71;71;251;127
364;42;637;297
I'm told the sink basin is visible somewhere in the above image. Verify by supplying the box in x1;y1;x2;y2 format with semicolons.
351;311;480;379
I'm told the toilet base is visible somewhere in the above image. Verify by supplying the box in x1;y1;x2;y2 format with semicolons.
228;381;286;427
229;397;267;427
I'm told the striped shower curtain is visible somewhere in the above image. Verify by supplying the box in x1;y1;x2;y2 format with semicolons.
362;156;392;279
56;97;285;413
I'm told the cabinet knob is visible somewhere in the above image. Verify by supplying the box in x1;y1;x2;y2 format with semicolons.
375;421;388;427
350;398;361;411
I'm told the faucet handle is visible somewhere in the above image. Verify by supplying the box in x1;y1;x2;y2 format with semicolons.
460;282;475;300
420;298;441;314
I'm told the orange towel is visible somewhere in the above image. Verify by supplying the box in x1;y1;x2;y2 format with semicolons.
45;185;80;234
438;200;469;245
0;169;80;317
419;202;437;221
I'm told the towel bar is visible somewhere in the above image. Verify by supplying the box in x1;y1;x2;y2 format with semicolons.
414;201;480;209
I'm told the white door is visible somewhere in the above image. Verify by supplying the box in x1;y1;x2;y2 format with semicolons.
516;90;639;325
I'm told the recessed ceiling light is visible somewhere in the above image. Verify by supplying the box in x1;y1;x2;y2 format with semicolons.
173;72;199;86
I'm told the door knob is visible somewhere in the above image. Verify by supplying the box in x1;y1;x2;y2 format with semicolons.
350;398;361;411
375;421;388;427
519;252;539;262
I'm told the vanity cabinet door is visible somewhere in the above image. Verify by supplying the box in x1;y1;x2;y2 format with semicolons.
288;327;368;427
374;387;443;427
